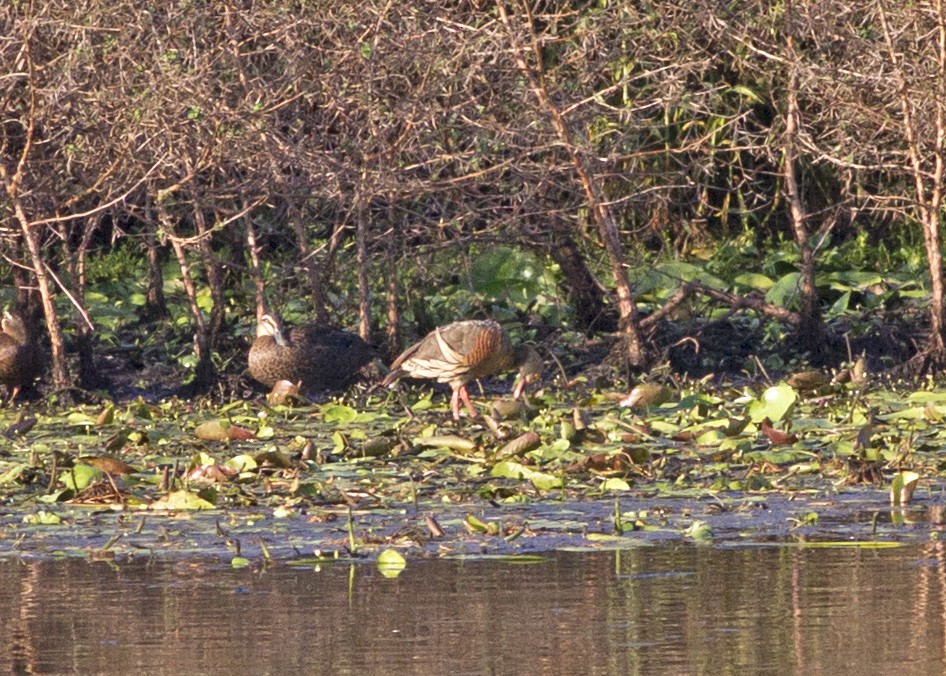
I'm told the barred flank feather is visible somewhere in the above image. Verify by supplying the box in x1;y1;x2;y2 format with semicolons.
382;319;543;419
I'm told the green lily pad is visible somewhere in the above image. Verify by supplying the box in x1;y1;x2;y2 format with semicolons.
151;490;216;511
748;384;797;423
377;549;407;578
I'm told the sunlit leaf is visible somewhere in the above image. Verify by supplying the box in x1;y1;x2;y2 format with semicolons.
22;510;62;525
322;404;358;424
727;84;762;102
748;384;797;423
151;490;216;510
62;464;101;491
601;478;631;492
377;549;407;578
733;272;774;291
225;454;259;473
0;463;29;485
890;471;920;506
685;520;713;540
491;461;563;490
765;272;801;307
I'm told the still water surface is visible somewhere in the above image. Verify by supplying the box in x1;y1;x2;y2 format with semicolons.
0;543;943;674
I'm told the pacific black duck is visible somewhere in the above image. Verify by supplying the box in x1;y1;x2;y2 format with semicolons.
0;311;42;403
248;314;375;392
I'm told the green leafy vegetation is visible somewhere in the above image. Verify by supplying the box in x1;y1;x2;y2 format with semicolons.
0;358;942;563
2;1;946;564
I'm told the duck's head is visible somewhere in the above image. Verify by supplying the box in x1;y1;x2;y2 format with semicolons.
257;314;288;346
512;345;543;399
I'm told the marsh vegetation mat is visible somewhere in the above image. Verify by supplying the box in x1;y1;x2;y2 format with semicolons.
1;371;944;565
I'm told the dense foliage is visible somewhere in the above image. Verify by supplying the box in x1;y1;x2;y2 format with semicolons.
1;1;945;391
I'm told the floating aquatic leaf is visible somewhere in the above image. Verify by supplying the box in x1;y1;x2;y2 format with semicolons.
695;428;726;446
67;412;97;430
748;384;797;423
324;404;380;424
22;510;62;525
377;549;407;578
151;490;216;510
225;454;259;473
685;520;713;540
0;462;28;485
494;431;541;460
412;435;477;452
620;383;671;409
464;515;499;535
226;425;257;441
62;464;102;491
601;478;631;492
194;420;256;442
491;461;563;490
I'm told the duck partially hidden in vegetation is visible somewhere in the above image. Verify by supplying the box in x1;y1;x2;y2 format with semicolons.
0;311;42;403
248;314;375;393
382;319;543;420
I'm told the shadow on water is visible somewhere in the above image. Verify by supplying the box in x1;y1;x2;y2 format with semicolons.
2;543;946;674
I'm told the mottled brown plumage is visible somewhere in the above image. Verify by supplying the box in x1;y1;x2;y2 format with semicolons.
248;314;375;392
382;319;542;419
0;311;42;403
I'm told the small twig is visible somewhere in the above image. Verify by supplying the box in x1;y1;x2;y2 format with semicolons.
752;355;773;384
42;262;94;331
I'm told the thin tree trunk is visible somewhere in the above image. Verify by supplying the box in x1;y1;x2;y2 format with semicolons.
0;40;71;391
286;201;330;323
158;203;215;389
539;233;613;333
9;202;70;389
384;207;401;359
192;201;225;342
59;214;104;389
244;214;268;321
139;196;168;321
782;18;823;358
356;203;371;342
142;222;168;320
880;2;946;353
496;1;646;368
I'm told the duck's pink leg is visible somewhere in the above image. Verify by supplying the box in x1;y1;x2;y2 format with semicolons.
458;385;479;418
451;388;462;420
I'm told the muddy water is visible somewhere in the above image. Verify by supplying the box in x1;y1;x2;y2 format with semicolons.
0;543;943;674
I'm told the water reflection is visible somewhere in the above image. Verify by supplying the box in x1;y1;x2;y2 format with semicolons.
0;544;944;674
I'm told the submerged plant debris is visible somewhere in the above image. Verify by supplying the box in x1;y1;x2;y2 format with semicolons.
1;371;945;565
